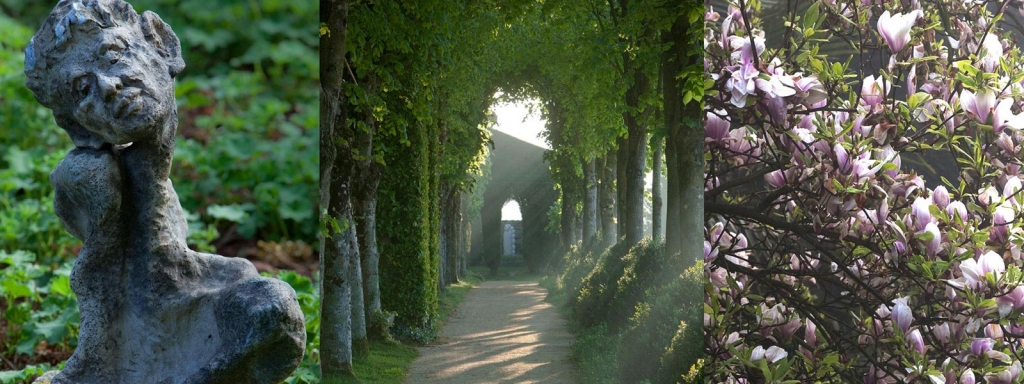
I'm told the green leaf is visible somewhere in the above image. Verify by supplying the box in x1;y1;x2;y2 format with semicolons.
2;279;32;299
803;2;820;30
207;204;248;222
49;275;71;297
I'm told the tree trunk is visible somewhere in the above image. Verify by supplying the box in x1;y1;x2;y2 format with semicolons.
319;0;356;379
459;193;470;277
348;73;379;359
652;136;664;242
616;136;627;240
583;157;598;246
356;191;382;330
665;132;682;260
560;185;578;250
348;204;367;357
438;184;460;288
448;189;462;284
601;150;617;248
622;44;651;248
663;9;697;265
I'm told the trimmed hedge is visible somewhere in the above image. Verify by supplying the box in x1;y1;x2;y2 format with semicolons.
377;123;438;340
574;239;665;330
618;262;703;384
553;237;704;384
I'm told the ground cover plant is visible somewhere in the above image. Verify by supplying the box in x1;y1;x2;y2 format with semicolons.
705;0;1024;382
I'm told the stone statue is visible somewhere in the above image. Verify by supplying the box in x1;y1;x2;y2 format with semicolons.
23;1;306;382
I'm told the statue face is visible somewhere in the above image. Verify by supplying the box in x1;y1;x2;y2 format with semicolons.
54;23;176;146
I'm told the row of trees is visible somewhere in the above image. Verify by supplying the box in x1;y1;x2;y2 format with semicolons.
319;0;700;380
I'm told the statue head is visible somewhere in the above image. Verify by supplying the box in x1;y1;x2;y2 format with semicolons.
24;0;185;149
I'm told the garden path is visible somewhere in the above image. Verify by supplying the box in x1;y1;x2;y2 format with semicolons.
404;280;576;384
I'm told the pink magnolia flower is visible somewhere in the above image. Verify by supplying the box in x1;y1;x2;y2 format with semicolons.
727;32;765;65
892;297;913;333
907;329;925;354
992;204;1016;242
961;252;1005;289
985;360;1021;384
979;186;1000;206
706;111;730;142
998;285;1024;317
992;98;1024;134
750;345;788;363
1004;177;1022;201
704;241;718;263
931;322;950;345
793;74;827;105
996;132;1016;154
877;10;923;53
960;89;997;124
727;62;759;107
980;33;1003;72
947;201;969;223
805;320;818;349
919;222;941;256
861;75;890;109
971;338;994;356
960;369;976;384
985;323;1004;340
911;197;934;231
932;186;950;209
765;169;786;188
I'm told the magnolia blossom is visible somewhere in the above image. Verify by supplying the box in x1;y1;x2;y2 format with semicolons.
980;33;1003;72
992;204;1016;242
861;75;890;109
961;251;1006;289
932;322;951;345
919;222;941;256
765;169;786;188
892;297;913;333
726;62;759;107
932;186;950;209
911;197;934;231
706;111;730;142
961;370;976;384
750;345;788;363
960;89;997;124
1005;177;1022;202
877;10;923;53
947;201;969;223
704;241;719;263
985;360;1022;384
907;329;925;354
999;285;1024;317
992;98;1024;134
971;338;995;356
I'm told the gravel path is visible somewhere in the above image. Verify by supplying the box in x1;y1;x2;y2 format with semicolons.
404;280;576;384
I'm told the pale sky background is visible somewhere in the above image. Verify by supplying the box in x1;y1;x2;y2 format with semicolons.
492;98;659;229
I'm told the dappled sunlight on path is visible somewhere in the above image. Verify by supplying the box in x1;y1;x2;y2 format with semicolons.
404;281;576;384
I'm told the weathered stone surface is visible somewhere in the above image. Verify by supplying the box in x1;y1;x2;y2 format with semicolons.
24;1;306;383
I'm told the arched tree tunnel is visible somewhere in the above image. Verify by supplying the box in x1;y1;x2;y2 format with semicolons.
477;129;559;274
